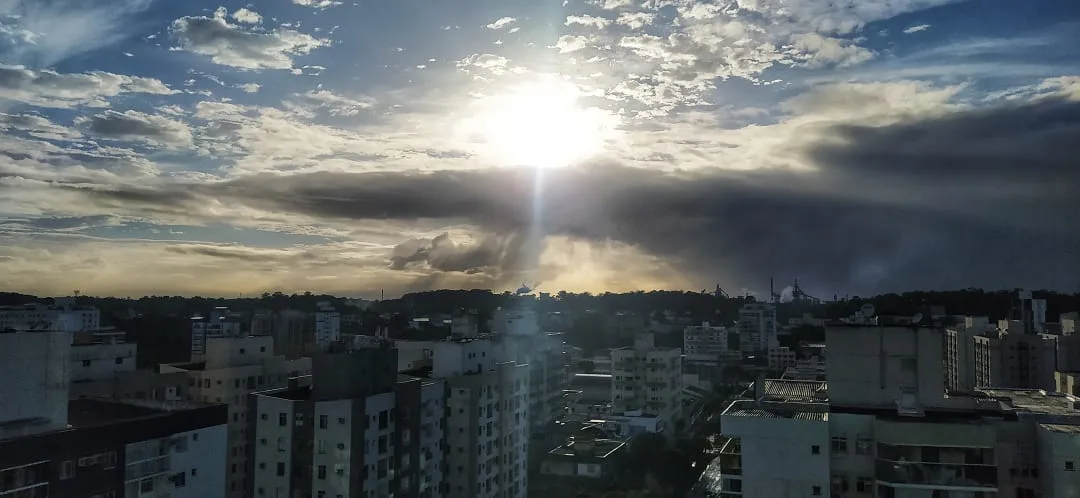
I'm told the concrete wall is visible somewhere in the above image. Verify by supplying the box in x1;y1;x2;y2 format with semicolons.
0;331;70;437
1038;424;1080;498
723;414;830;498
70;342;136;382
171;424;229;498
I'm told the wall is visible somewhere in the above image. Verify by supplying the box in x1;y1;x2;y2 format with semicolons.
723;414;830;498
70;342;137;382
170;424;229;498
0;331;70;437
1038;424;1080;498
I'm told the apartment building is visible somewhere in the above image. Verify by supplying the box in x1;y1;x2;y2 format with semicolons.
191;307;243;361
0;297;100;332
684;322;739;380
611;333;682;433
435;338;530;498
0;331;71;439
704;324;1080;498
493;307;566;431
69;333;136;382
164;335;311;498
250;344;444;498
314;302;342;348
251;309;311;359
737;303;778;354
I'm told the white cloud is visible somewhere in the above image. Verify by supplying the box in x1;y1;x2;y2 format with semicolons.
292;0;343;9
788;33;875;68
292;90;374;116
903;24;931;34
565;15;612;29
231;8;263;24
0;0;153;66
170;12;330;70
237;83;261;93
456;53;512;75
75;110;194;148
587;0;634;9
0;65;177;109
485;17;517;30
553;35;593;54
615;12;656;30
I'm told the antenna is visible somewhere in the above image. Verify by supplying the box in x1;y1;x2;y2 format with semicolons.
73;290;80;298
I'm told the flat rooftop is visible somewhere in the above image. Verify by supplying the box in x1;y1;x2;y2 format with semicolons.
256;385;312;401
751;379;828;403
723;399;829;422
976;388;1080;417
547;439;626;460
1041;423;1080;434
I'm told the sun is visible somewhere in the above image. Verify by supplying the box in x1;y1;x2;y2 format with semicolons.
461;79;618;168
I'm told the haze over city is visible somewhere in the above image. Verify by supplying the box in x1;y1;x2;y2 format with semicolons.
1;0;1079;299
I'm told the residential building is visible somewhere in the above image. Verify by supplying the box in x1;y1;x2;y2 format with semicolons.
164;335;311;498
738;303;778;354
250;344;444;498
566;373;613;421
0;297;100;332
767;347;797;372
494;307;566;431
0;399;228;498
314;301;341;348
71;369;189;402
0;331;71;439
435;338;530;498
191;307;242;361
1057;371;1080;396
683;322;739;380
69;333;136;382
610;333;682;431
250;309;311;358
537;424;627;484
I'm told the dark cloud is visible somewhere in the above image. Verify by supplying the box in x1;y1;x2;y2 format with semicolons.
76;110;191;147
60;97;1080;294
389;232;531;276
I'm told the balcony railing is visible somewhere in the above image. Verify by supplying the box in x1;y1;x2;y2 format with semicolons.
875;459;997;489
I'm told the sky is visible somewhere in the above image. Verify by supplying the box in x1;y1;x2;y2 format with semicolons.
1;0;1079;299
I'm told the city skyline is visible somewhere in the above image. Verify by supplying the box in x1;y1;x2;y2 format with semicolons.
2;0;1079;298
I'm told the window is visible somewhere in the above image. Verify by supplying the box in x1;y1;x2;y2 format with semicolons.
1067;461;1075;471
855;437;872;455
191;468;198;476
318;465;327;479
276;462;285;476
240;348;246;354
279;413;287;426
61;460;75;480
379;411;389;429
140;479;155;493
338;417;346;425
831;436;847;453
855;477;873;493
318;440;326;454
261;413;268;421
277;438;285;452
811;445;821;455
115;357;123;365
83;360;91;367
379;435;388;454
260;438;267;446
260;346;266;352
320;415;328;429
812;485;821;496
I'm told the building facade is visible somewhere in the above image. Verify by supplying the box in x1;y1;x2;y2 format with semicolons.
610;333;682;432
737;303;778;354
0;297;100;332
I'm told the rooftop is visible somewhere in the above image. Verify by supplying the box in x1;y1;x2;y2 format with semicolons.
723;399;829;421
547;439;626;461
975;388;1080;417
256;385;313;401
1041;423;1080;434
67;398;218;428
751;379;828;403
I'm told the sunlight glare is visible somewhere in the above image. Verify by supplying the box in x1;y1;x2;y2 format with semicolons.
462;79;617;168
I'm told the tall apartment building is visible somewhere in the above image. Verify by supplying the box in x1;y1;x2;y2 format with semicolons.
706;323;1080;498
70;332;137;382
315;302;342;348
251;309;311;359
0;297;100;332
191;307;243;361
1;330;229;498
492;307;566;431
250;344;444;498
164;335;311;498
684;322;739;380
611;333;682;433
738;303;778;354
434;338;530;498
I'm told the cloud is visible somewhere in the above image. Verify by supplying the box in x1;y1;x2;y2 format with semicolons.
231;8;262;24
485;17;517;30
292;0;342;9
587;0;633;9
75;110;193;148
456;53;512;75
788;33;875;68
0;0;153;66
51;91;1080;294
565;15;612;29
0;65;176;108
615;12;656;30
292;90;374;116
554;35;594;54
903;24;931;34
170;12;329;70
237;83;261;93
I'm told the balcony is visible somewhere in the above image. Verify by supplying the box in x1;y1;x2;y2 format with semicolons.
874;459;997;490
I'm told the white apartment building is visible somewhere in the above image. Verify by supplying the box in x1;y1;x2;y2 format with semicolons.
314;301;341;347
70;337;136;382
164;335;311;498
767;347;797;372
0;297;100;332
738;303;778;354
121;409;229;498
611;333;682;432
684;322;739;378
0;331;71;438
191;307;243;361
493;307;566;431
251;345;445;498
435;338;529;498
